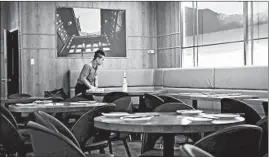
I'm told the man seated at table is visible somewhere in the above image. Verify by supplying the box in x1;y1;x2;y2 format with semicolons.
75;49;105;100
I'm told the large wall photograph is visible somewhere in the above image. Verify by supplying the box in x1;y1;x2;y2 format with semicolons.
56;7;126;57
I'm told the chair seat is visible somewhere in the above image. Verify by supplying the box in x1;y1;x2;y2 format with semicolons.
85;140;108;151
139;149;181;157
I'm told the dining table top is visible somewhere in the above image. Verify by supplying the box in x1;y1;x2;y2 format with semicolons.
0;96;62;104
8;101;114;113
166;92;258;101
86;88;168;96
94;112;245;134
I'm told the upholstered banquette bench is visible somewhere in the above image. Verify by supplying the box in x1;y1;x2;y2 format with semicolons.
69;66;267;116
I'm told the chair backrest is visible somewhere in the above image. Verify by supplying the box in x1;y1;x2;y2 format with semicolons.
178;144;214;157
139;93;164;112
71;104;115;149
112;96;133;113
0;113;25;154
27;121;85;157
102;92;129;103
158;95;183;103
221;98;261;124
35;110;81;148
195;124;263;157
154;102;194;112
256;116;268;157
0;104;18;129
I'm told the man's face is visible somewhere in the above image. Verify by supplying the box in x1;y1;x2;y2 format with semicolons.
96;55;105;66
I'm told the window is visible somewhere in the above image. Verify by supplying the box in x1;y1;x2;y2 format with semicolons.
181;2;268;67
248;2;268;65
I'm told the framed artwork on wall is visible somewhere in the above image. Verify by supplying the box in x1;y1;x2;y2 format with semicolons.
56;7;126;58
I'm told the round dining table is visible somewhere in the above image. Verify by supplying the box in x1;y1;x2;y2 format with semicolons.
94;112;245;157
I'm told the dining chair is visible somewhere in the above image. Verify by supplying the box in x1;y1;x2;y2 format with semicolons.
256;116;268;157
33;110;81;148
57;96;89;126
194;124;263;157
140;102;202;157
27;121;115;157
138;93;164;112
0;113;32;157
102;92;129;103
0;104;30;137
8;93;32;99
158;95;183;103
33;104;115;154
262;101;268;116
105;96;133;157
221;98;261;125
0;104;18;129
178;144;214;157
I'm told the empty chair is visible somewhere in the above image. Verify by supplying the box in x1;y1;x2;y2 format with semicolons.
178;144;214;157
221;98;261;125
0;113;32;157
102;92;129;103
140;102;202;157
153;102;193;112
8;93;32;99
0;104;18;129
113;96;134;113
256;116;268;157
262;101;268;116
138;93;164;112
33;110;81;148
106;96;133;157
194;124;263;157
158;95;183;103
0;104;29;138
33;104;115;154
27;121;114;157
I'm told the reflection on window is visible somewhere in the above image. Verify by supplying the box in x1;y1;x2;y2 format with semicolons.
198;42;244;67
253;2;268;39
181;1;268;67
253;39;268;65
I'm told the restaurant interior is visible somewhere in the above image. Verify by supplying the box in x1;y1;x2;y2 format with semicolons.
0;1;268;157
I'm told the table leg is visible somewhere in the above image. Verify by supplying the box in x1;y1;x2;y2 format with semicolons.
192;100;198;109
163;134;175;157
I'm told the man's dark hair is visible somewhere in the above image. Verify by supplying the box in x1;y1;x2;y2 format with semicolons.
93;49;105;60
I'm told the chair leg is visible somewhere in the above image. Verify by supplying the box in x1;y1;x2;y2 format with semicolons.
123;139;132;157
108;139;113;154
99;148;105;154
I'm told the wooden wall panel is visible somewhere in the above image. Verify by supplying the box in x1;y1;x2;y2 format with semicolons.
21;34;55;49
18;1;157;96
157;2;181;68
